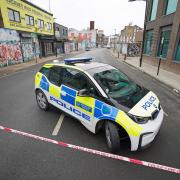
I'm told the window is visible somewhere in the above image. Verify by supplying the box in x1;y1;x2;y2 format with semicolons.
45;43;53;54
62;68;88;91
38;19;44;28
47;22;52;30
56;27;60;31
49;67;63;86
157;26;171;58
8;9;20;22
164;0;178;15
62;68;98;96
94;69;137;99
149;0;158;21
144;30;153;55
39;67;50;78
25;15;34;26
175;34;180;62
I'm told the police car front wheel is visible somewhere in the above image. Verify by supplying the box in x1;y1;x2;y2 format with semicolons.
105;121;120;153
36;90;49;111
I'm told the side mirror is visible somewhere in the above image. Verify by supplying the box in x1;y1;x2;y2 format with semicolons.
78;89;90;97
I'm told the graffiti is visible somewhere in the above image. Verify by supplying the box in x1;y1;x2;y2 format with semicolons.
22;43;34;61
127;43;141;57
0;28;22;66
0;28;20;42
64;42;76;54
0;44;22;65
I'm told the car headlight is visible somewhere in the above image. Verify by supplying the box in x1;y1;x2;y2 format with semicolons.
128;114;150;124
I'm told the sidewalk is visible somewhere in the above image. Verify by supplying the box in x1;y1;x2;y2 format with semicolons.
110;50;180;92
0;51;80;77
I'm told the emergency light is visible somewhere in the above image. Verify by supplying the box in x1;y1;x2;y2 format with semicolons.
64;57;92;64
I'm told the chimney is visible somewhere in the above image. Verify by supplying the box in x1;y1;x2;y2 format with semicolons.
90;21;94;30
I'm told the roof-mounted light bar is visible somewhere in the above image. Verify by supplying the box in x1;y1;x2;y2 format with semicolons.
64;57;92;64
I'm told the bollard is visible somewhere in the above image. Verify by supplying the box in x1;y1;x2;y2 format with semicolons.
124;54;127;61
118;52;119;58
157;57;162;76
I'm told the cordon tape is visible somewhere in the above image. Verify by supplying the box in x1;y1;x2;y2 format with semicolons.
0;125;179;175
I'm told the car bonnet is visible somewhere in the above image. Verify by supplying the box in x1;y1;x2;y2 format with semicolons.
128;91;160;117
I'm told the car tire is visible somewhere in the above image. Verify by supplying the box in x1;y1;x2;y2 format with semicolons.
105;121;120;153
36;90;49;111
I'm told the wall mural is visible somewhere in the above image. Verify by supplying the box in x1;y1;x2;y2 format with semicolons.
0;28;23;67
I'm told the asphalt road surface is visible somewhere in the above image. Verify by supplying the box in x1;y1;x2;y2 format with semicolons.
0;48;180;180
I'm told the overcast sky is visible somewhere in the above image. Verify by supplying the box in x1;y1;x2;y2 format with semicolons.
30;0;146;35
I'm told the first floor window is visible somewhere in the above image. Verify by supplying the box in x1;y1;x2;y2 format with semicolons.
38;19;44;28
25;15;34;25
8;9;20;22
149;0;158;21
164;0;178;15
157;26;171;59
144;30;153;55
47;22;52;30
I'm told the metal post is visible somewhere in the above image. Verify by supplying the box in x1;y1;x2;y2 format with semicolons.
139;0;148;67
157;37;164;76
49;0;51;12
33;42;37;63
56;43;58;57
157;58;161;76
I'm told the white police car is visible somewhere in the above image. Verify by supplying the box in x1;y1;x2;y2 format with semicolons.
35;57;164;152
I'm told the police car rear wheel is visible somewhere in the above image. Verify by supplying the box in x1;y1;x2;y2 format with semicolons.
36;90;49;111
105;121;120;153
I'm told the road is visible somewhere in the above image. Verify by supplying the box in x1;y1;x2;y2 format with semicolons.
0;48;180;180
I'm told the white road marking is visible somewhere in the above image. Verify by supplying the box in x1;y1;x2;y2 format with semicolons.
52;113;65;136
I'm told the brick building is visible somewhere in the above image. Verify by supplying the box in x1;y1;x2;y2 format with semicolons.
143;0;180;74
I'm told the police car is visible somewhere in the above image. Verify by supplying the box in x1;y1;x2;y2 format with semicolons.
35;57;164;152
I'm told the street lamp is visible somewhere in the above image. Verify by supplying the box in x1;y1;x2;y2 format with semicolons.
128;0;147;67
49;0;51;12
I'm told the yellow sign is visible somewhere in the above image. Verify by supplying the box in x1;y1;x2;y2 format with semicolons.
0;0;54;35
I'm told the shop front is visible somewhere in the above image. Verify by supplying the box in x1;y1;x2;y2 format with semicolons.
38;35;55;57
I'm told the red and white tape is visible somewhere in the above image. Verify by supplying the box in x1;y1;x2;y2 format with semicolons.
0;125;179;174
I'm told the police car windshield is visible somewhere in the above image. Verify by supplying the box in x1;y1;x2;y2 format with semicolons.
94;69;137;99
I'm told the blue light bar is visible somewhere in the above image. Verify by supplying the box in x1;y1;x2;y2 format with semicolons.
64;57;92;64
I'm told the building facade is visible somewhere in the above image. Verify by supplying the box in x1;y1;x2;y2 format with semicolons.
0;0;54;66
68;28;97;51
119;24;143;44
54;23;68;54
143;0;180;74
96;30;105;47
117;24;142;57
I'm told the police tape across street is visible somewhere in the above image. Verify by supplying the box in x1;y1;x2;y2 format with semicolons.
0;125;179;175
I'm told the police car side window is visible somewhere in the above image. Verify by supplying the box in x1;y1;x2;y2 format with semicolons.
62;68;85;90
39;67;49;78
62;68;99;97
49;66;63;86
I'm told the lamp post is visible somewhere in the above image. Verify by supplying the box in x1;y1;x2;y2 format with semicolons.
49;0;51;12
128;0;147;67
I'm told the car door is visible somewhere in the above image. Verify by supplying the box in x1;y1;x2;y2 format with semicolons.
47;66;64;108
60;67;100;126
